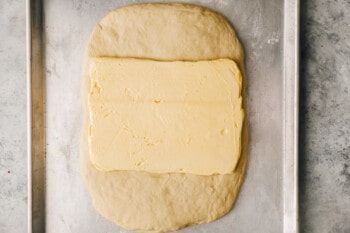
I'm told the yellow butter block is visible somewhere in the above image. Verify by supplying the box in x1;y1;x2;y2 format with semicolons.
88;58;243;175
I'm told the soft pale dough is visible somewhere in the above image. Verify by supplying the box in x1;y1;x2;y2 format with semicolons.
81;3;248;233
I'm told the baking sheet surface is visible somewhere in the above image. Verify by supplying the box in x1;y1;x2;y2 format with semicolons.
33;0;292;232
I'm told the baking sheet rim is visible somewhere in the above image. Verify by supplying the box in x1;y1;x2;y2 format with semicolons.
26;0;300;232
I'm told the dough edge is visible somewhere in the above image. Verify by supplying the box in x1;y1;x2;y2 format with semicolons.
80;3;248;233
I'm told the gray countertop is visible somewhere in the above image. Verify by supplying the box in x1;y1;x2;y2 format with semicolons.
299;0;350;232
0;0;27;232
0;0;349;232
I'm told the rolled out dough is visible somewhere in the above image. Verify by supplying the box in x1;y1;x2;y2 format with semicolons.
81;3;248;233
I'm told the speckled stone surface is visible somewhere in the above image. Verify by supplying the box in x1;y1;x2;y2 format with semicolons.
0;0;350;232
0;0;28;232
299;0;350;232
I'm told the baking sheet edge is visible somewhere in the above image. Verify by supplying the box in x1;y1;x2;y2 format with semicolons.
282;0;300;232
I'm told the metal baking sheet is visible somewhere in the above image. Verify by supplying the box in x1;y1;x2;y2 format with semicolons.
27;0;299;232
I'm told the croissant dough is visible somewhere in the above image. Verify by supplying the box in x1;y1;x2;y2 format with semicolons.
80;3;248;233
